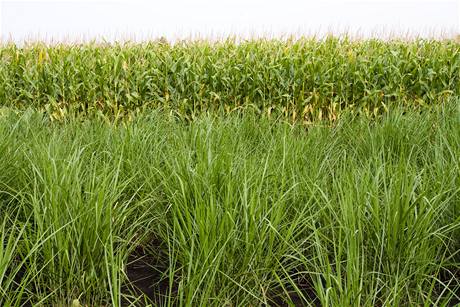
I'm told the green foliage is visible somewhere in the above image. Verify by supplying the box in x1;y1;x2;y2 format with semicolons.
0;38;459;121
0;101;459;305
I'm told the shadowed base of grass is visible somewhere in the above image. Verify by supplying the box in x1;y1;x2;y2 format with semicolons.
0;99;459;306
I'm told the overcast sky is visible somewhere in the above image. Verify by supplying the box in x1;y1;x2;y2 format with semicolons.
1;0;459;43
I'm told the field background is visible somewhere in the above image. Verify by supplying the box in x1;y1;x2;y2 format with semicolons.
1;38;459;122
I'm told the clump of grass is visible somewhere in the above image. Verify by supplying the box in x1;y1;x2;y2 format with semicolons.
0;37;458;121
0;99;459;305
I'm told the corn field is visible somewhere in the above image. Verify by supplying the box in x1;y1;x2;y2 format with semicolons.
0;37;459;120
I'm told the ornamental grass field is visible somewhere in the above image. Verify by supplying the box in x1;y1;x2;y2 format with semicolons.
0;38;459;306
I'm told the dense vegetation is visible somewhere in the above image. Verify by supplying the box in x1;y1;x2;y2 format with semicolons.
0;38;459;306
0;101;459;306
0;38;459;120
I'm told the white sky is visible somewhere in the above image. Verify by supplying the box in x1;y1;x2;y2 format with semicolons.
1;0;459;43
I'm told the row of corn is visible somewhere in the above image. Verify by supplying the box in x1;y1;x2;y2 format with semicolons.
0;37;458;121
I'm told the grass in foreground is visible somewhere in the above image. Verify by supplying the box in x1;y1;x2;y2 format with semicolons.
0;101;459;306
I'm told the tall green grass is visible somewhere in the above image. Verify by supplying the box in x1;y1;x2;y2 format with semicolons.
0;38;459;121
0;100;459;305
